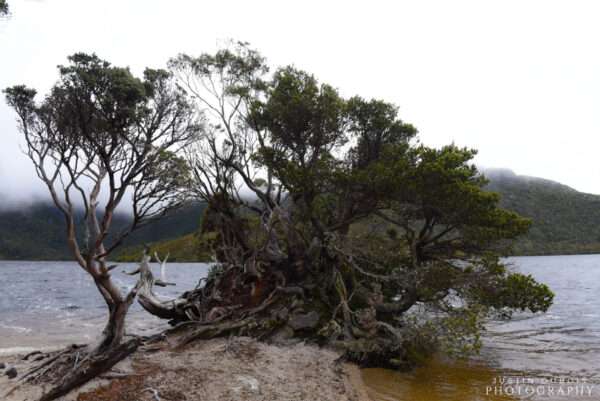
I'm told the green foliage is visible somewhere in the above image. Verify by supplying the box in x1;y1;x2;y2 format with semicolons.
0;0;8;16
47;53;150;135
169;40;267;98
404;307;485;361
470;270;554;315
435;308;485;357
5;54;199;166
191;47;550;320
4;52;201;265
346;96;417;169
383;145;532;264
145;150;193;191
252;67;347;160
495;273;554;313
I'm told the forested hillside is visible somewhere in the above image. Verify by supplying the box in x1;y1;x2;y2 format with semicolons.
484;168;600;255
0;201;206;260
2;170;600;260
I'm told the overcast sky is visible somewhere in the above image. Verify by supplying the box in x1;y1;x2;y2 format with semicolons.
1;0;600;205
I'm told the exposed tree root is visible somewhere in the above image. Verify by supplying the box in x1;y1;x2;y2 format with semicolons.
37;338;140;401
4;339;141;401
176;317;256;348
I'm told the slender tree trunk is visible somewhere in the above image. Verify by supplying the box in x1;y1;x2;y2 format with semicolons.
98;301;130;351
91;261;137;352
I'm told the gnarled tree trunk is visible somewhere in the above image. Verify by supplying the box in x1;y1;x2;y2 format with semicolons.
129;251;189;321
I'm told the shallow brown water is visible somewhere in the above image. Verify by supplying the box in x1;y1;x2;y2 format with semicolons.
363;361;597;401
362;359;516;401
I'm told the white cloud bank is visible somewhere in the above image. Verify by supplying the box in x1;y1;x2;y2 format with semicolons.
1;0;600;206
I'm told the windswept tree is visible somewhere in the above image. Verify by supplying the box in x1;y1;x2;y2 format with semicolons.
4;53;199;399
0;0;8;16
136;43;553;367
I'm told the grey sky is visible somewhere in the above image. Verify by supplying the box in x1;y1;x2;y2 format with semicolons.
1;0;600;205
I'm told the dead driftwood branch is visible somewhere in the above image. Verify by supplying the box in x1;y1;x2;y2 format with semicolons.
131;250;189;321
38;339;140;401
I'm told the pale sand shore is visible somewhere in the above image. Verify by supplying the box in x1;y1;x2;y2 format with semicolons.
1;337;371;401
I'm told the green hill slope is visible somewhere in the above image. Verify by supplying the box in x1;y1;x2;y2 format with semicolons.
0;202;69;260
484;168;600;255
114;233;210;262
0;201;206;260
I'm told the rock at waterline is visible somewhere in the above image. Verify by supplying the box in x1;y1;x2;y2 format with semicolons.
0;362;5;369
5;366;18;379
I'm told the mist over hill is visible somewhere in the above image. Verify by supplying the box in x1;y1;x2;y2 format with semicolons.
1;170;599;260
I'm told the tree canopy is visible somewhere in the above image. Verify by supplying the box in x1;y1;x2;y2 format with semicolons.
151;42;554;368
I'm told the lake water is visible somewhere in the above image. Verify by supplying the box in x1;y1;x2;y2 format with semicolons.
0;260;210;354
1;255;599;400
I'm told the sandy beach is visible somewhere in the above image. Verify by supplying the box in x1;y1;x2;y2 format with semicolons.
0;337;371;401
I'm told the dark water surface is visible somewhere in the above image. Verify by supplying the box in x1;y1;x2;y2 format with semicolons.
1;255;599;400
365;255;600;401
